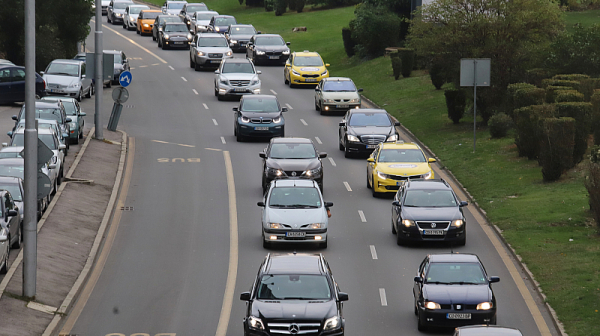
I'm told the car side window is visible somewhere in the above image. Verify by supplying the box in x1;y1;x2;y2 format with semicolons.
371;147;379;160
419;258;429;278
81;63;86;77
12;69;25;82
0;68;11;83
4;193;13;211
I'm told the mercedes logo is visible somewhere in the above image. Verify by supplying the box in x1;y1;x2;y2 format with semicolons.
431;223;437;228
291;171;297;177
456;304;462;310
289;324;300;334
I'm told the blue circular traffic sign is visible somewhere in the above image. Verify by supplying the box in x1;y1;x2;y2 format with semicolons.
119;71;132;87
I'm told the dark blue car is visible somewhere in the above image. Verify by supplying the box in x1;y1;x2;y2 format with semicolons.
0;65;46;105
233;95;286;142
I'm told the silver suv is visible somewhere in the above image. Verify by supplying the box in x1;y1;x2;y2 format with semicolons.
257;179;332;249
214;58;261;100
189;33;233;71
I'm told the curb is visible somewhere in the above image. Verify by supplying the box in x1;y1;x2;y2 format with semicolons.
360;94;567;336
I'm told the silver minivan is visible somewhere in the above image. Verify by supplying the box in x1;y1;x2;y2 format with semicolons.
42;60;93;102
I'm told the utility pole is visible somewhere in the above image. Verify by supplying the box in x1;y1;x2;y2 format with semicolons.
23;0;37;299
95;0;104;140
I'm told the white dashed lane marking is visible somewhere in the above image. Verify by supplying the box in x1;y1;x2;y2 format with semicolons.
270;89;277;95
212;119;218;126
300;119;307;126
193;89;198;95
328;157;336;167
285;103;293;110
370;245;378;260
343;182;352;192
315;137;322;144
221;137;226;144
203;103;209;110
139;65;147;68
181;77;188;82
168;65;174;70
379;288;388;306
358;210;366;223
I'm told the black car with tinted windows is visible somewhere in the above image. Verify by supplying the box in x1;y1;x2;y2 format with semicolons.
414;253;500;331
260;137;326;193
0;65;46;104
392;179;467;245
226;24;258;52
234;95;286;142
338;108;399;158
246;34;290;65
208;15;236;34
158;23;193;50
240;253;348;336
152;15;183;41
107;0;133;24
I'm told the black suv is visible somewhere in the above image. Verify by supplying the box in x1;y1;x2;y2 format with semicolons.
391;179;468;246
240;253;348;336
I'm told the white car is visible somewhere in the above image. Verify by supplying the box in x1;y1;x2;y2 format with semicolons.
191;10;218;33
10;119;70;154
123;4;150;30
0;224;9;274
214;58;261;101
42;59;93;102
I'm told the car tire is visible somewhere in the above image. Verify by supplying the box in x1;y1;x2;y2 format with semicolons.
417;312;427;332
315;100;320;111
190;57;194;68
367;170;371;189
86;86;92;98
396;231;407;246
91;84;95;96
217;94;223;101
344;145;351;158
123;22;126;29
284;74;289;85
339;140;344;151
194;60;201;71
11;225;21;249
162;42;168;50
414;300;418;316
0;244;9;274
57;168;63;185
371;176;379;198
262;234;270;249
77;89;83;102
107;15;111;23
490;315;497;325
236;132;244;142
71;136;79;145
107;80;112;88
457;232;466;246
214;87;219;96
152;33;156;41
136;28;140;34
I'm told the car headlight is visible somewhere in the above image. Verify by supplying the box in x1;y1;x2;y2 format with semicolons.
282;50;290;55
215;26;220;31
349;98;360;103
187;33;193;40
197;24;205;29
272;116;283;124
292;69;301;76
309;223;322;229
247;316;265;330
250;78;260;85
115;13;122;17
347;134;359;142
129;16;135;21
143;23;149;27
422;170;433;179
425;301;441;310
267;167;283;176
402;219;415;227
386;134;398;142
68;82;81;88
269;223;282;229
220;79;229;85
321;70;328;76
69;122;77;129
196;50;205;56
451;219;464;227
256;50;265;55
323;316;340;331
225;50;232;56
324;99;335;103
476;302;493;310
229;39;237;44
241;116;251;123
303;167;321;177
376;170;388;179
164;34;170;39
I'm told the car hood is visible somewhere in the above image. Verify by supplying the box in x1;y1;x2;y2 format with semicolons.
139;18;155;24
164;32;189;38
423;284;492;305
292;65;326;75
165;9;180;14
376;162;431;176
266;158;320;171
221;73;257;81
197;47;231;53
229;34;253;41
215;26;231;32
266;208;327;227
252;300;337;321
240;111;281;119
43;74;80;86
130;14;140;19
348;126;393;137
401;206;462;221
321;91;360;100
255;45;289;52
195;19;211;25
113;9;126;14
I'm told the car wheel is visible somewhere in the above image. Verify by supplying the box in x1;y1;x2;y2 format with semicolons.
79;130;83;139
457;232;466;246
0;243;9;274
417;312;427;332
315;100;320;111
490;315;497;325
214;87;219;96
284;74;289;85
367;170;371;189
194;60;201;71
71;135;79;145
77;89;83;102
236;131;243;142
107;80;112;88
123;22;126;29
217;94;223;101
262;233;270;249
190;57;194;68
136;28;140;34
86;86;92;98
414;299;419;316
152;33;156;41
12;225;21;249
107;15;111;23
57;168;63;185
371;176;379;198
91;84;95;96
339;139;344;151
162;42;168;50
344;144;351;158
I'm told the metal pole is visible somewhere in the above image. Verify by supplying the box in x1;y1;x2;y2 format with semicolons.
23;0;37;299
95;2;104;140
473;60;477;153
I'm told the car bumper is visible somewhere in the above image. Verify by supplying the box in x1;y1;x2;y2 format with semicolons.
263;229;327;245
230;42;249;51
255;54;289;63
112;16;124;23
322;104;360;113
218;85;261;96
244;324;343;336
164;40;191;48
345;141;379;154
418;307;496;328
238;124;284;138
195;55;232;67
397;223;465;242
45;88;80;97
69;125;79;139
139;25;153;34
290;73;328;85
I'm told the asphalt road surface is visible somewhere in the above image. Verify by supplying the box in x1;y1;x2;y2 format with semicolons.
68;15;560;336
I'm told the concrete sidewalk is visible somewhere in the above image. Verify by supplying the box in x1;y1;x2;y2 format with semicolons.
0;129;127;336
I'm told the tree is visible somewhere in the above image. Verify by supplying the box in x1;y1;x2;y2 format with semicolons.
546;24;600;77
351;2;402;57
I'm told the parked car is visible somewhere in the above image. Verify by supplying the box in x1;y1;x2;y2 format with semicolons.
72;52;112;88
225;24;257;52
214;58;261;100
207;15;236;34
189;33;233;71
158;23;193;50
41;59;92;102
40;96;86;144
11;119;71;154
107;0;133;25
0;222;10;274
338;108;399;157
12;100;71;145
137;9;162;35
152;15;183;41
246;34;290;65
0;189;21;250
315;77;362;115
233;95;286;142
240;253;348;335
190;10;218;34
0;65;46;105
123;4;150;30
103;50;130;85
0;156;55;206
161;0;187;15
178;2;209;27
0;176;32;240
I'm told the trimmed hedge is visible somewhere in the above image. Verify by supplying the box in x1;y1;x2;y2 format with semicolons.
275;0;287;15
552;74;590;81
555;90;585;103
585;157;600;230
429;61;445;90
513;104;556;159
591;90;600;145
555;102;593;167
545;85;575;103
398;48;414;78
539;117;576;182
506;83;535;116
264;0;274;11
579;78;600;101
488;113;512;138
525;68;553;87
444;89;466;124
341;27;355;57
541;79;580;91
391;57;401;80
513;87;546;111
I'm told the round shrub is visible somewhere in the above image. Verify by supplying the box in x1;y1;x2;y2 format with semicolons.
488;113;513;138
429;62;445;90
264;0;274;11
444;89;466;124
274;0;287;15
545;85;574;103
555;90;585;103
398;48;414;78
555;102;593;166
341;27;356;57
539;117;576;182
391;57;401;80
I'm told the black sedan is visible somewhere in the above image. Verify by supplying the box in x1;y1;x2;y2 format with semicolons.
338;108;399;158
259;137;326;193
413;253;500;331
233;95;286;142
246;34;290;65
0;65;46;105
225;24;258;52
208;15;236;34
392;179;468;245
158;23;193;50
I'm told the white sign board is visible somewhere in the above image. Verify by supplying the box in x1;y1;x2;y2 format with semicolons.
460;58;491;87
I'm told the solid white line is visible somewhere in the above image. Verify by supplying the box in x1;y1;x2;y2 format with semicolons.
343;181;352;192
379;288;388;306
315;137;322;144
370;245;378;260
169;65;175;70
181;76;188;82
203;103;209;110
358;210;366;223
285;103;293;110
212;119;218;126
328;157;336;167
270;89;277;95
221;137;226;144
96;21;167;63
300;119;307;126
192;89;199;95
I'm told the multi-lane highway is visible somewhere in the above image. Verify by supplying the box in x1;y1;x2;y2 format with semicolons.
64;13;560;336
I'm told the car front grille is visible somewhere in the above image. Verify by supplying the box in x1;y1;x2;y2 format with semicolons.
386;174;423;181
230;80;250;87
267;322;321;335
360;135;386;144
416;221;450;229
266;51;282;56
48;84;63;89
209;53;223;58
334;99;351;102
250;118;272;124
284;170;303;177
302;74;319;78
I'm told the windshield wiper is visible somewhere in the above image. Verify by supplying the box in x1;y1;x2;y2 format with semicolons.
48;72;75;76
425;281;452;285
282;297;312;300
269;204;291;208
288;204;319;208
449;281;480;285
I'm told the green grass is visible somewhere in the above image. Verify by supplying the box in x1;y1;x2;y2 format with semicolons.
563;9;600;31
150;1;600;334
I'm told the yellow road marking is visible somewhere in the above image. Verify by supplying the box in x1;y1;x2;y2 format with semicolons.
215;151;238;336
151;139;195;148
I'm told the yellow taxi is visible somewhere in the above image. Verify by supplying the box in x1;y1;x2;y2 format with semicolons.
366;141;436;197
137;10;162;36
283;51;329;87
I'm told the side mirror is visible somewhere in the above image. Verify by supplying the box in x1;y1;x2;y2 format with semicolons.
49;163;57;169
392;201;400;206
80;112;87;117
367;157;375;163
12;115;17;121
338;292;349;302
190;29;194;33
428;158;436;163
1;143;7;148
459;201;468;207
281;107;288;112
214;70;220;74
259;152;266;158
59;144;67;150
358;88;363;92
325;63;330;67
257;31;262;34
489;276;500;283
240;292;251;301
394;121;400;126
318;152;327;158
82;74;86;78
286;42;291;45
414;276;423;283
324;202;333;207
7;131;12;137
40;71;44;76
338;121;345;127
257;201;265;207
66;118;72;122
7;210;18;217
232;107;238;112
256;70;261;74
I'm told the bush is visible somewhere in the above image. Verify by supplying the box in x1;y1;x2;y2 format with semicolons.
288;0;297;10
488;113;513;138
585;157;600;231
545;85;575;103
552;74;590;81
391;57;401;80
351;3;402;57
444;89;466;124
429;61;446;90
513;104;556;159
513;87;546;110
592;91;600;145
539;117;576;182
579;78;600;101
264;0;274;11
555;90;585;102
525;68;553;87
275;0;287;15
341;27;356;57
506;83;535;116
555;102;593;166
398;48;414;78
296;0;305;12
541;79;580;91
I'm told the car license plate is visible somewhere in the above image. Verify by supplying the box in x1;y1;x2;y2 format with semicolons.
234;88;246;92
174;42;183;44
286;231;305;237
423;230;445;235
210;60;221;63
268;56;279;59
255;126;269;130
366;145;377;149
336;105;349;108
50;89;64;93
447;313;471;319
305;78;317;82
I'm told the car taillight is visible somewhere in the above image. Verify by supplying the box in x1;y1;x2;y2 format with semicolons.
43;79;46;90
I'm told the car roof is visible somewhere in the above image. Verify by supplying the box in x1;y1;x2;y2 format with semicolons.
42;96;77;103
50;59;83;65
349;108;387;114
273;179;316;188
198;32;225;37
456;326;523;336
429;253;480;263
266;253;325;275
323;77;352;82
0;158;24;165
129;4;149;6
0;147;23;153
380;141;420;150
405;179;453;191
195;10;218;14
140;9;162;12
32;101;61;108
242;94;276;100
294;51;320;57
0;176;21;183
230;24;253;27
255;34;282;38
271;137;312;144
214;15;234;18
0;64;22;70
223;58;252;64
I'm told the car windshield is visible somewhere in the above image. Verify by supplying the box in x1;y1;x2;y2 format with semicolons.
167;2;185;9
12;134;57;150
257;274;331;300
425;262;487;284
230;26;255;35
113;3;129;9
164;24;188;32
348;112;391;126
59;101;77;115
378;149;425;163
20;108;63;122
129;6;148;14
141;11;160;19
186;4;208;12
215;17;236;25
254;36;285;46
241;98;279;113
0;164;24;179
294;56;323;67
269;187;321;208
45;63;79;77
323;81;356;92
222;62;254;74
196;12;216;20
161;16;181;24
269;143;316;159
403;190;457;207
198;37;228;47
0;183;22;201
0;152;20;158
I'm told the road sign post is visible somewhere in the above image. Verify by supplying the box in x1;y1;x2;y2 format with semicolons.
108;87;129;131
460;58;491;152
95;1;103;141
119;71;132;87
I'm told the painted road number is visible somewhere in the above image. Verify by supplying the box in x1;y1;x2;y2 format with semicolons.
157;158;201;162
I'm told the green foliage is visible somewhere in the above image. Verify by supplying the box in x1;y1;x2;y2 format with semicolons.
391;57;401;80
288;0;297;10
547;25;600;77
242;0;264;6
488;113;513;138
525;68;553;87
553;74;590;81
444;88;466;124
555;102;593;166
429;61;446;90
591;90;600;145
545;85;575;103
590;145;600;163
578;78;600;101
296;0;306;12
309;0;360;7
265;0;274;11
541;79;580;90
351;3;402;57
275;0;287;15
585;159;600;231
513;87;546;111
539;118;576;182
398;48;414;78
341;27;356;57
555;90;585;103
513;104;556;159
475;88;503;125
506;83;535;115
